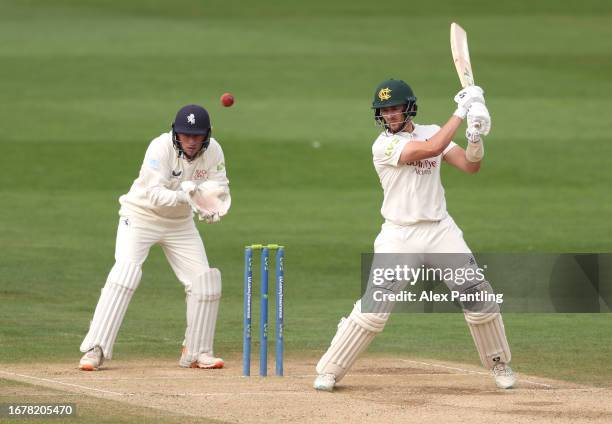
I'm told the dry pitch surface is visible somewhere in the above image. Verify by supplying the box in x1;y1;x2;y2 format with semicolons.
2;355;611;424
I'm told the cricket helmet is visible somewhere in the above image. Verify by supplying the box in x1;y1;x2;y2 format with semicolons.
171;104;212;159
372;79;417;132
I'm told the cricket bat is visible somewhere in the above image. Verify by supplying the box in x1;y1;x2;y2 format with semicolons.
450;22;482;138
450;22;475;88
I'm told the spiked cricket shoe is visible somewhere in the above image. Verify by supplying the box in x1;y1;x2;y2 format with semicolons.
179;348;224;369
493;362;516;389
79;346;104;371
313;373;336;392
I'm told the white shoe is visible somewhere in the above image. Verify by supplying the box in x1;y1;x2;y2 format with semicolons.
179;349;224;369
313;373;336;392
79;346;104;371
493;362;515;389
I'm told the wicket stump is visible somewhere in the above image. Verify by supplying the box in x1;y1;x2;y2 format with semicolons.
243;244;284;376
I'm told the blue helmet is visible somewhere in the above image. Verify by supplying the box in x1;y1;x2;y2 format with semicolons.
171;104;212;159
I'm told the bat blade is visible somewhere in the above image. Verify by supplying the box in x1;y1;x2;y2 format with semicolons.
450;22;475;88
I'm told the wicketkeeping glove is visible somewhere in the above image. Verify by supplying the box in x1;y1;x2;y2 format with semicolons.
191;180;231;224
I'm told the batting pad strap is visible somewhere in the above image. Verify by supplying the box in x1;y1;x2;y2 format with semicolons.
80;261;142;359
464;312;511;369
316;301;389;382
184;268;222;362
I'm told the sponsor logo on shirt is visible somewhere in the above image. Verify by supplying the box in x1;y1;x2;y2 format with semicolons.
171;169;182;177
193;169;207;180
406;159;437;175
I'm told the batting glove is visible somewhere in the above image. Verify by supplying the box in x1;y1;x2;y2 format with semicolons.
467;102;491;136
453;86;485;119
465;125;481;143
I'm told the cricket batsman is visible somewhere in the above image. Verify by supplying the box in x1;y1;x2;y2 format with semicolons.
313;79;515;391
79;104;231;371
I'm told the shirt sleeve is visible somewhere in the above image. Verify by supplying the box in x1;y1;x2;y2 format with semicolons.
443;140;458;156
206;142;230;189
141;140;185;207
372;136;409;167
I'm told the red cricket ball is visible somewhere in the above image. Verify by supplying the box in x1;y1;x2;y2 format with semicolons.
220;93;234;107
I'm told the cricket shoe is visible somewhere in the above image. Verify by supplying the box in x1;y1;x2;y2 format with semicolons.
179;348;224;369
79;346;104;371
493;362;516;389
313;373;336;392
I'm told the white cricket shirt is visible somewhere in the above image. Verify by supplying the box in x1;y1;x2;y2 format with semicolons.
372;124;457;225
119;132;229;222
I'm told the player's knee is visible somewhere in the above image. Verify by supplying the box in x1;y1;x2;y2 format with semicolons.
106;261;142;292
191;268;222;301
464;311;500;325
450;261;499;315
362;273;409;315
457;279;500;314
349;300;389;333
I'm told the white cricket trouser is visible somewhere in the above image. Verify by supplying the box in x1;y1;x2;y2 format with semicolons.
316;214;512;379
374;214;511;369
80;215;209;359
374;214;471;254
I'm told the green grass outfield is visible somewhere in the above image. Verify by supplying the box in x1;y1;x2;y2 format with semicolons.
1;0;611;387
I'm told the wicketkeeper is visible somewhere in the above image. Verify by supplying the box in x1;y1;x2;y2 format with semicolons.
79;104;231;371
314;79;515;391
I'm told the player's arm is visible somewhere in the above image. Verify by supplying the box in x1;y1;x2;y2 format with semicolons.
204;142;230;189
146;171;189;206
398;86;485;164
141;141;189;206
443;145;481;174
187;142;231;224
444;100;491;173
398;116;462;164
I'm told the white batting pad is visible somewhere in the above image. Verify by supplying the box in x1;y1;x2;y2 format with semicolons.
80;261;142;359
465;312;511;369
316;300;388;382
183;268;222;362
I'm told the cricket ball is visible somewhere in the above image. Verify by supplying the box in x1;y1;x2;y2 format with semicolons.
220;93;234;107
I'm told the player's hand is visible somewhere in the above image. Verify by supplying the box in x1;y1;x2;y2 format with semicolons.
178;181;198;207
453;86;485;119
465;124;481;143
467;103;491;136
180;181;197;195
